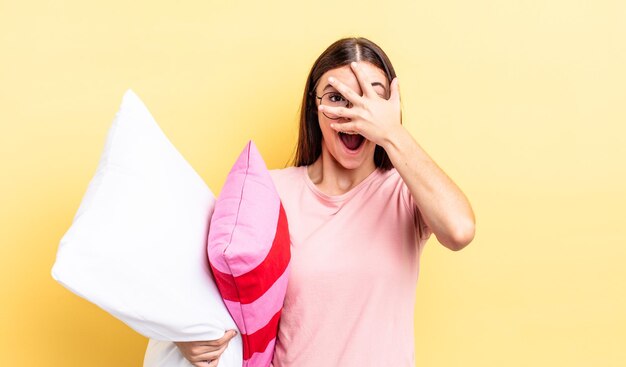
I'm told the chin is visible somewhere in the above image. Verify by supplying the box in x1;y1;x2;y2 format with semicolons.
336;158;363;170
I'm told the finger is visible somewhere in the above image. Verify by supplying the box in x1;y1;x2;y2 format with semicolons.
227;329;238;341
196;342;228;361
318;105;357;119
183;339;220;348
327;76;362;106
208;356;220;367
208;330;237;346
207;354;223;367
389;77;400;102
350;61;376;98
330;122;360;134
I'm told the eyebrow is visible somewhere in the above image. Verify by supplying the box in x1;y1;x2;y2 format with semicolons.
322;82;388;94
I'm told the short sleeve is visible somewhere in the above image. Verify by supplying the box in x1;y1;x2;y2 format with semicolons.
399;176;433;243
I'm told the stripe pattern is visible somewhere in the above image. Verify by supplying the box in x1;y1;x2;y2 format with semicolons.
208;141;291;367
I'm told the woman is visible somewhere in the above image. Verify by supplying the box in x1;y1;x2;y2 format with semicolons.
176;37;475;367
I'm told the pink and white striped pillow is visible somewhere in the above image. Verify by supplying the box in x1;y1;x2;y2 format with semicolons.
207;140;291;367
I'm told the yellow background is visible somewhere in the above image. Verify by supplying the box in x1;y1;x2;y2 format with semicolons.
1;0;624;366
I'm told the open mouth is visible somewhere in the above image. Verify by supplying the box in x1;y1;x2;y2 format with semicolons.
338;132;365;151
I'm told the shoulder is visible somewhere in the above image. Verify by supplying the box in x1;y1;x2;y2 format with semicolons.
268;166;305;193
385;168;433;241
375;166;401;182
375;167;405;193
376;167;414;213
268;166;306;206
268;166;302;182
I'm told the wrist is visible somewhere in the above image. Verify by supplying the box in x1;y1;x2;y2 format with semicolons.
380;124;408;152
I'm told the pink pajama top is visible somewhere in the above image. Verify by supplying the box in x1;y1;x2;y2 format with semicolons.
268;166;432;367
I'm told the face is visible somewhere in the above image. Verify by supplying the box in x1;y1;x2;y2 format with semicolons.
314;61;389;171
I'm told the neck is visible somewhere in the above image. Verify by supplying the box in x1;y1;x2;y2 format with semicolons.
306;145;376;196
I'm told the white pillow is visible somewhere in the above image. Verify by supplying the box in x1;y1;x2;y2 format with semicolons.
51;89;242;365
143;339;197;367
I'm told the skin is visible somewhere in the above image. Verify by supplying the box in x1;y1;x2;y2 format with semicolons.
176;59;476;365
312;61;475;251
308;62;386;194
174;330;237;367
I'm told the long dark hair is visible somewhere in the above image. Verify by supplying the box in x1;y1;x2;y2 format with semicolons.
292;37;398;170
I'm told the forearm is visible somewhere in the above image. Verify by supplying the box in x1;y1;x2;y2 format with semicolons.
381;125;475;250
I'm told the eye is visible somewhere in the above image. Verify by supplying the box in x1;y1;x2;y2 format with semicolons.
328;93;346;103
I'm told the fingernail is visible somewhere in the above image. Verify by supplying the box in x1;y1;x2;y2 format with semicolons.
351;61;357;68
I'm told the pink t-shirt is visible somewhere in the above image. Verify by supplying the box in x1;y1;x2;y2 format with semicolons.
268;165;432;367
